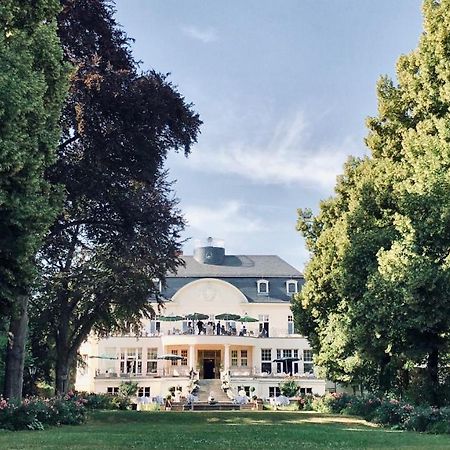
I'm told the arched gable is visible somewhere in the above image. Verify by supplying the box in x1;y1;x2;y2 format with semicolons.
168;278;248;316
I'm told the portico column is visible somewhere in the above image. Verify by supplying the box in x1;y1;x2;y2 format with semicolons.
188;345;195;371
252;346;258;376
224;344;230;371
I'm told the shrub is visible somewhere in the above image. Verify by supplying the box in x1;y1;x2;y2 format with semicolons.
312;393;353;414
0;396;86;431
341;395;381;420
296;395;315;411
372;399;414;427
118;381;138;398
404;406;440;432
279;378;299;397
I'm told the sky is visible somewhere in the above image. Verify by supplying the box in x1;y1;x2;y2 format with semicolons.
114;0;423;270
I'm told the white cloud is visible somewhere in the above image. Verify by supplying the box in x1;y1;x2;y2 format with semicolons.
184;200;265;238
184;111;364;189
181;25;218;43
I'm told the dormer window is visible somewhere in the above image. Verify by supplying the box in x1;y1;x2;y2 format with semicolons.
257;279;269;295
152;278;162;293
286;280;298;294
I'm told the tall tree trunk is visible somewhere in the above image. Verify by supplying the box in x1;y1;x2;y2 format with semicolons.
378;354;392;394
55;348;73;395
3;295;29;400
427;347;439;406
55;301;70;395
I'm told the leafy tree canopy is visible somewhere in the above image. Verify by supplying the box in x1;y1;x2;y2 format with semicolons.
294;0;450;403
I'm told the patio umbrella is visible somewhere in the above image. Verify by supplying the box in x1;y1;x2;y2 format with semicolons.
88;355;118;360
273;357;301;375
184;313;209;320
157;354;185;361
158;315;185;321
215;313;241;321
185;312;209;335
237;315;259;322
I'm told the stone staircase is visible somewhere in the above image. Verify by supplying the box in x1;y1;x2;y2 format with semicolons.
179;379;239;410
196;379;230;402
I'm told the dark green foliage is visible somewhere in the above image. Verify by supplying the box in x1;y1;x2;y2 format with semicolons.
279;378;299;397
80;392;130;410
294;0;450;402
0;0;68;399
0;396;86;430
29;0;202;393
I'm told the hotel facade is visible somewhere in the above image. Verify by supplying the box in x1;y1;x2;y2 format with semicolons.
75;240;326;400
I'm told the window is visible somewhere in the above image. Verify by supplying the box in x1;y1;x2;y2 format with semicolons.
231;350;238;366
138;387;151;397
239;386;251;396
304;349;314;373
286;280;298;294
257;279;269;295
107;387;119;395
288;315;294;334
240;350;248;367
303;350;313;361
120;348;142;374
261;349;272;373
152;278;162;292
147;361;157;374
275;348;300;374
269;387;281;397
181;349;188;365
171;349;179;366
147;347;158;373
299;387;313;395
149;320;160;335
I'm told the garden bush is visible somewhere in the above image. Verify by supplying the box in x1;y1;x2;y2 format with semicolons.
78;392;130;410
311;392;353;414
306;393;450;434
371;399;414;427
0;395;86;431
341;395;381;420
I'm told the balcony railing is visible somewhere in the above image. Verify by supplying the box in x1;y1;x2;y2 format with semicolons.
94;367;191;379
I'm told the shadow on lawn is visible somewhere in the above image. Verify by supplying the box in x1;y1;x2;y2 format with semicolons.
89;410;378;430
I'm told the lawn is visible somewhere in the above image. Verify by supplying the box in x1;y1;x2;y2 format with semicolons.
1;410;449;450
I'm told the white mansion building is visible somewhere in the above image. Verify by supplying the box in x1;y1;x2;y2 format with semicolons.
75;239;326;400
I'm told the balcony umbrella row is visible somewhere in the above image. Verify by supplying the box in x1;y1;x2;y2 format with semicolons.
158;313;259;322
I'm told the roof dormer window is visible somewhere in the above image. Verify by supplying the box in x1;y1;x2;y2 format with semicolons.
152;278;162;293
286;280;298;294
257;279;269;295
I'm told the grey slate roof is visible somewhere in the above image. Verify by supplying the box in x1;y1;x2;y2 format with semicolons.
168;255;302;278
155;254;304;303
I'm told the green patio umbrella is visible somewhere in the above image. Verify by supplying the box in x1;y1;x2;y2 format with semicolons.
215;313;241;321
158;315;185;321
157;354;185;361
88;355;118;360
237;315;259;323
184;313;209;321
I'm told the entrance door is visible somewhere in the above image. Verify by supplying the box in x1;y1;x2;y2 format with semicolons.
203;358;215;379
198;350;221;379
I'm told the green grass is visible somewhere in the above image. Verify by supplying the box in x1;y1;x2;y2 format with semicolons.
1;410;450;449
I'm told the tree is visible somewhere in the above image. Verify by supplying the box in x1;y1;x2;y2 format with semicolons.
294;0;450;403
0;1;68;399
30;0;202;394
